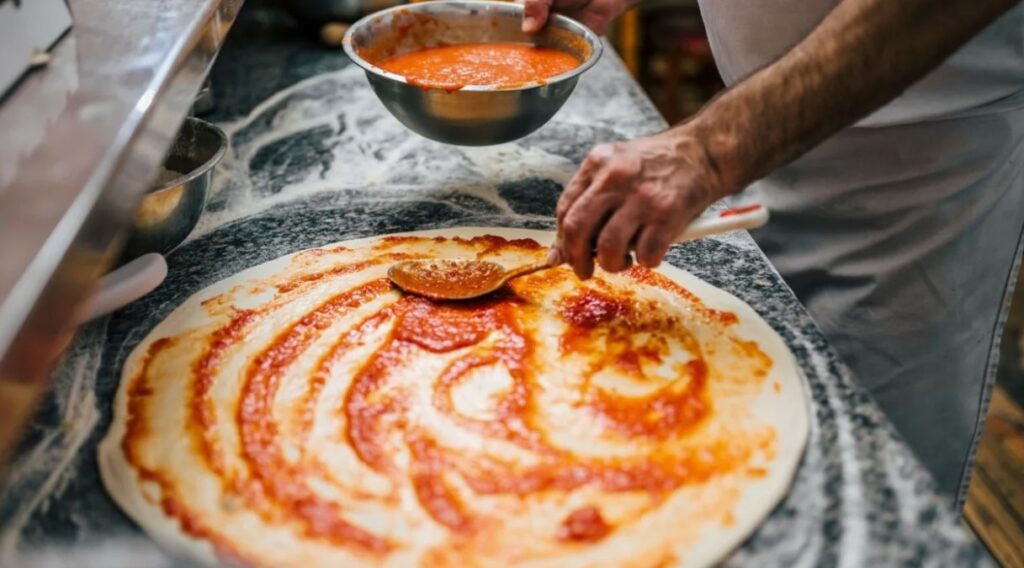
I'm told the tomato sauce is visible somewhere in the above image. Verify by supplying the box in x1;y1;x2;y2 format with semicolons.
557;506;612;542
624;266;739;325
237;280;395;551
379;42;580;89
559;289;629;328
389;259;506;300
121;237;775;561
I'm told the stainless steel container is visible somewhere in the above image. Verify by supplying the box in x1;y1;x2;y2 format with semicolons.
343;1;603;146
120;117;227;259
191;77;215;115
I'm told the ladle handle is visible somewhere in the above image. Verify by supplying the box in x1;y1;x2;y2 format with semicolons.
76;253;168;325
675;204;769;243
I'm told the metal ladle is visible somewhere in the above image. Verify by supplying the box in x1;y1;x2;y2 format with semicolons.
389;204;769;301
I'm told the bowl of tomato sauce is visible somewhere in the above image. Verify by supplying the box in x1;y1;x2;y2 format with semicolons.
343;0;602;146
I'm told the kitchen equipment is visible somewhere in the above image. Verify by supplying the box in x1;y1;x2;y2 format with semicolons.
75;254;168;325
0;0;72;98
74;117;227;324
389;204;769;299
0;0;242;487
121;116;227;259
192;77;215;115
343;1;602;146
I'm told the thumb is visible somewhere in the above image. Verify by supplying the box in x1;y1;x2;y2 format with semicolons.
522;0;553;33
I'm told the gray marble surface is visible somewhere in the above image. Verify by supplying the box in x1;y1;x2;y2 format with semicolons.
0;4;993;567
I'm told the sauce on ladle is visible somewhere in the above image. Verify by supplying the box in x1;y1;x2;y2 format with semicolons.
388;258;548;300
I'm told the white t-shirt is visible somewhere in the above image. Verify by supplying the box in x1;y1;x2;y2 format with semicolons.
696;1;1024;126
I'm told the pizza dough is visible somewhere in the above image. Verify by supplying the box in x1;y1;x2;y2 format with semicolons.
98;228;809;568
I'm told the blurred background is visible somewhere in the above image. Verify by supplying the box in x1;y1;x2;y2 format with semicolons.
606;0;721;124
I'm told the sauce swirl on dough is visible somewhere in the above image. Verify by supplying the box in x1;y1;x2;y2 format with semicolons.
118;235;776;567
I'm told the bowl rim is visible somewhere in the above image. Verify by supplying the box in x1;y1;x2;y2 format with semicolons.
148;117;228;195
341;0;604;92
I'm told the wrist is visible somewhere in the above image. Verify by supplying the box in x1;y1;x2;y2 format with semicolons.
694;103;750;195
660;108;745;201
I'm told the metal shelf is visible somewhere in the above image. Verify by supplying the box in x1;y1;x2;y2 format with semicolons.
0;0;243;471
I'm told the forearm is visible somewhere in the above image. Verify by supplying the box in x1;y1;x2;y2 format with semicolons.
687;0;1020;193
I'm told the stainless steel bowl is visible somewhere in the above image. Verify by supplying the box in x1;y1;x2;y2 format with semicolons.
121;117;227;259
343;1;603;146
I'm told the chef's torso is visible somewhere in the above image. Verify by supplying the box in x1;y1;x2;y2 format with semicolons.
696;1;1024;126
694;3;1024;498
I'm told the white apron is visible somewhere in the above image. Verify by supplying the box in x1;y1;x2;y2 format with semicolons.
697;1;1024;506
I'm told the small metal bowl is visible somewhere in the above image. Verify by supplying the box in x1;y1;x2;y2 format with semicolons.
121;117;227;259
343;1;603;146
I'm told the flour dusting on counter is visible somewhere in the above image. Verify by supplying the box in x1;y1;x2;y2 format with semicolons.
0;320;106;565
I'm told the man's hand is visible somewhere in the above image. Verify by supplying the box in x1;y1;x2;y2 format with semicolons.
553;128;731;280
522;0;633;34
550;0;1019;280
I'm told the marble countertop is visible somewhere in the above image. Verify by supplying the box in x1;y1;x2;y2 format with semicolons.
0;3;993;567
